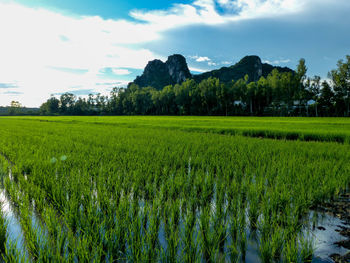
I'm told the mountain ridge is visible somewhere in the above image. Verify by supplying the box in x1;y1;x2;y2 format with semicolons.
131;54;294;89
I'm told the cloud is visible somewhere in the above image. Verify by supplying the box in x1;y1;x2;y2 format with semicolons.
95;81;125;86
189;67;207;73
189;55;211;62
47;66;89;75
59;35;70;42
111;68;132;75
263;59;291;65
53;89;98;96
0;2;161;106
189;55;218;66
0;0;344;106
3;91;23;95
0;83;18;89
197;56;211;62
217;0;303;19
131;0;304;28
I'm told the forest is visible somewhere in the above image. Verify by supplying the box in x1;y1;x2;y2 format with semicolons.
39;56;350;117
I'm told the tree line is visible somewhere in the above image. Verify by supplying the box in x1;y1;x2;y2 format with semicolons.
40;55;350;117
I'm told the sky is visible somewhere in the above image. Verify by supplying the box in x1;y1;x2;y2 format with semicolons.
0;0;349;107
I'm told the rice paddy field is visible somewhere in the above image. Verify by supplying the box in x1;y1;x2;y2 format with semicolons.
0;116;349;262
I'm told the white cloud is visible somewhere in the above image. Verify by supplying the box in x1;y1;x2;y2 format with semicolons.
189;55;212;62
217;0;304;19
0;2;160;106
189;55;217;66
208;61;218;66
0;0;319;106
197;56;211;62
263;59;291;65
111;68;132;75
189;67;208;73
131;0;304;28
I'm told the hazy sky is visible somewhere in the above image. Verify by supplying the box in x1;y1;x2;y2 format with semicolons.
0;0;349;107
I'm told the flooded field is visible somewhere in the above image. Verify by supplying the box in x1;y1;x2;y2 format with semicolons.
0;116;349;262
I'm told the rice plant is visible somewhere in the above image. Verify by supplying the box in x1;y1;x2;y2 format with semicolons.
0;116;348;262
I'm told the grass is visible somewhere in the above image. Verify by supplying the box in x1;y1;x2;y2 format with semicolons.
0;116;349;262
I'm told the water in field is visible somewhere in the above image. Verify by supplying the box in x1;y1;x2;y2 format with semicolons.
0;190;24;247
0;171;349;262
308;212;349;262
1;189;349;262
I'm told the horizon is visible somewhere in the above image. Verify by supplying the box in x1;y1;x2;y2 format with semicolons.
0;0;349;107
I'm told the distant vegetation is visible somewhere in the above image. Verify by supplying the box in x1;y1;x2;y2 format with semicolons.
38;55;350;117
0;101;39;116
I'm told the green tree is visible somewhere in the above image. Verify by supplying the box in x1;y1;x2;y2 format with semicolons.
296;59;308;114
246;81;257;115
217;82;232;116
329;55;350;116
198;77;221;115
59;93;76;114
9;100;22;115
309;76;321;117
174;80;196;115
319;81;334;116
40;96;59;115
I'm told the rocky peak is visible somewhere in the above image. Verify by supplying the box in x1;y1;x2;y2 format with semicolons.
166;54;192;84
132;54;191;90
237;56;263;82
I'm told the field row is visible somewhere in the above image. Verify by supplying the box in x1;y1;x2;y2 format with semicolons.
9;116;350;143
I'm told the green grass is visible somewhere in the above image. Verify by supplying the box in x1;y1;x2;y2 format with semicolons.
0;116;349;262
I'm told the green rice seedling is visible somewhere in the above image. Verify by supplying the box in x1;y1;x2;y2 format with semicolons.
213;221;228;262
239;228;247;262
128;207;146;262
0;200;7;254
248;189;259;230
17;195;40;261
2;239;28;263
199;206;215;262
0;116;349;261
108;197;129;259
163;200;181;263
258;237;272;263
143;202;160;262
213;189;227;256
228;244;240;263
283;236;299;263
299;232;314;263
230;214;239;246
182;207;198;263
257;213;272;242
270;226;284;260
284;208;302;241
259;224;284;262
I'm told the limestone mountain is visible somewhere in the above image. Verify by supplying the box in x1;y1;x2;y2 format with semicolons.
131;54;294;89
132;54;191;90
193;55;293;83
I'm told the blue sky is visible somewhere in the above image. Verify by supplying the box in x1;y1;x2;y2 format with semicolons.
0;0;349;107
